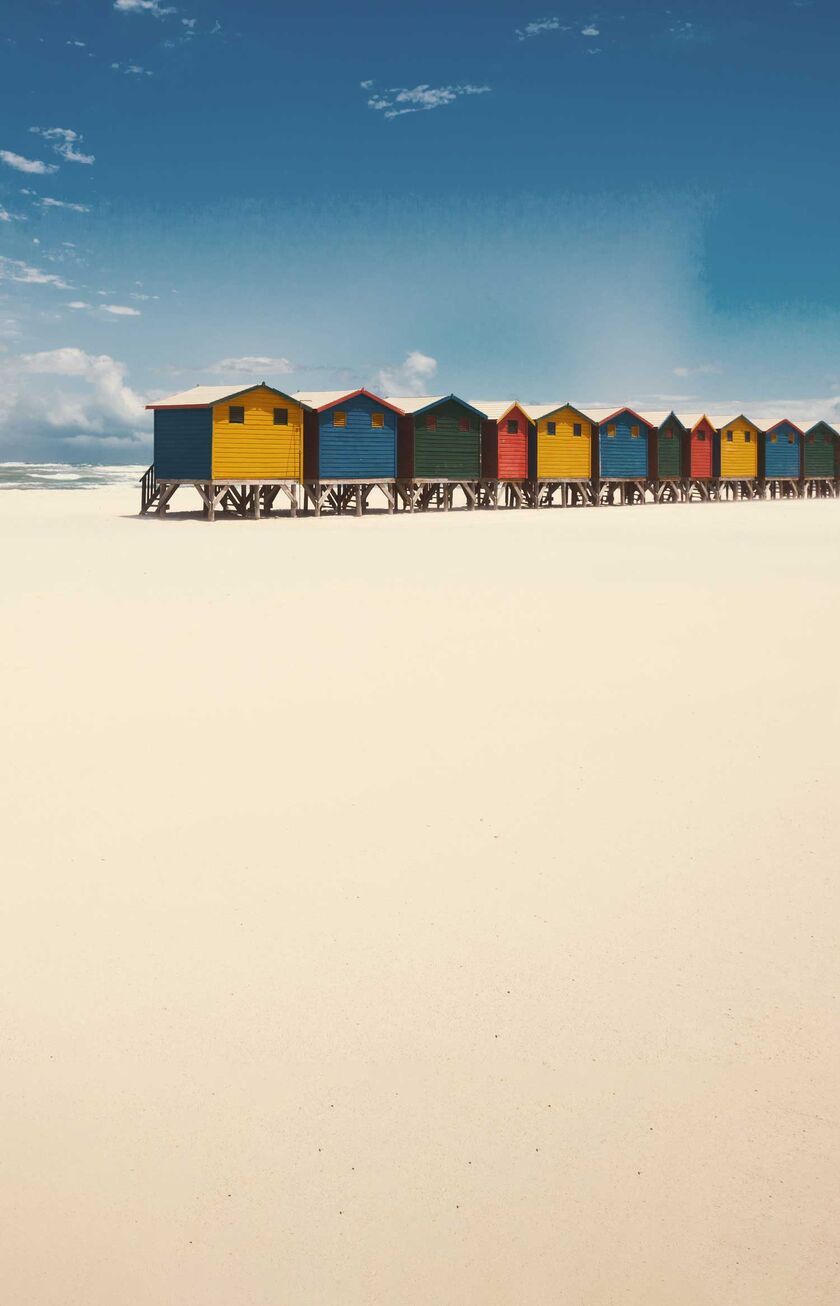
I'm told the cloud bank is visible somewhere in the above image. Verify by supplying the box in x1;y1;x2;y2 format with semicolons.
0;348;150;458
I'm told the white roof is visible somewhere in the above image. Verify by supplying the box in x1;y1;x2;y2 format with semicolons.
711;414;757;430
800;418;839;433
470;400;534;421
638;410;686;429
678;412;716;430
147;383;284;409
525;401;594;421
385;395;446;414
293;390;357;408
583;407;650;425
293;388;399;410
757;416;803;432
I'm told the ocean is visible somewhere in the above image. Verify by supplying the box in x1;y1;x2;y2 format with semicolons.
0;463;147;491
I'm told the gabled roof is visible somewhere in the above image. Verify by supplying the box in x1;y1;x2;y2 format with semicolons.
293;388;404;415
712;413;760;432
386;394;488;419
800;418;840;436
638;410;688;432
679;412;718;431
527;401;594;423
146;382;305;410
586;406;657;429
762;418;805;435
470;400;535;422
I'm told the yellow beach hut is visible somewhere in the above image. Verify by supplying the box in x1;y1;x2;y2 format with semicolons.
714;413;761;496
145;382;307;517
529;402;596;506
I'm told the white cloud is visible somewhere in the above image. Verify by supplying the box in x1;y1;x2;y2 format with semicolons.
366;83;491;119
111;62;154;75
516;17;564;40
211;355;295;375
30;126;95;165
375;350;438;396
100;304;141;316
0;206;25;222
67;301;91;309
673;363;723;378
581;24;600;36
40;197;91;213
0;149;58;175
0;347;149;457
0;256;70;289
360;79;373;89
113;0;176;15
182;17;196;30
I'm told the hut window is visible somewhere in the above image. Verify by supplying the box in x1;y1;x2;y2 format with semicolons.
770;432;777;443
334;411;347;427
459;417;470;432
630;425;640;439
664;430;673;439
744;431;752;442
506;419;519;434
825;433;832;443
547;421;556;435
808;434;815;443
228;405;245;424
697;430;706;441
371;411;384;428
425;414;437;431
273;407;288;426
788;432;795;444
573;422;582;437
726;430;734;442
607;425;616;438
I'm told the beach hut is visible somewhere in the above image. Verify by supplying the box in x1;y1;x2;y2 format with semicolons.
713;414;761;498
526;403;595;507
387;394;485;510
800;420;839;497
640;411;688;501
471;402;531;501
294;389;403;515
677;414;717;498
144;382;307;518
760;419;803;497
589;407;655;504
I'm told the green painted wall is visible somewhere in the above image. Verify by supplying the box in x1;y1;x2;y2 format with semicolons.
657;421;683;477
803;424;836;477
414;398;481;479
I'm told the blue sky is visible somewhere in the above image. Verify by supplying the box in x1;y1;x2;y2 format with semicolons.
1;0;839;460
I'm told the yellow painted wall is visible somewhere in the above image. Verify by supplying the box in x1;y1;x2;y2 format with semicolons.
719;419;759;479
212;387;303;480
536;405;592;479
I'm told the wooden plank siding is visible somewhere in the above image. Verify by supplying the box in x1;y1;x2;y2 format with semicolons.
689;419;715;479
598;410;652;480
763;421;801;479
154;407;213;480
718;418;759;479
413;398;482;479
535;405;592;480
311;393;397;481
212;386;303;481
481;405;529;480
655;416;684;478
803;422;838;477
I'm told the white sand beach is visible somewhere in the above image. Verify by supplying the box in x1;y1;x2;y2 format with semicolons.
1;486;838;1305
